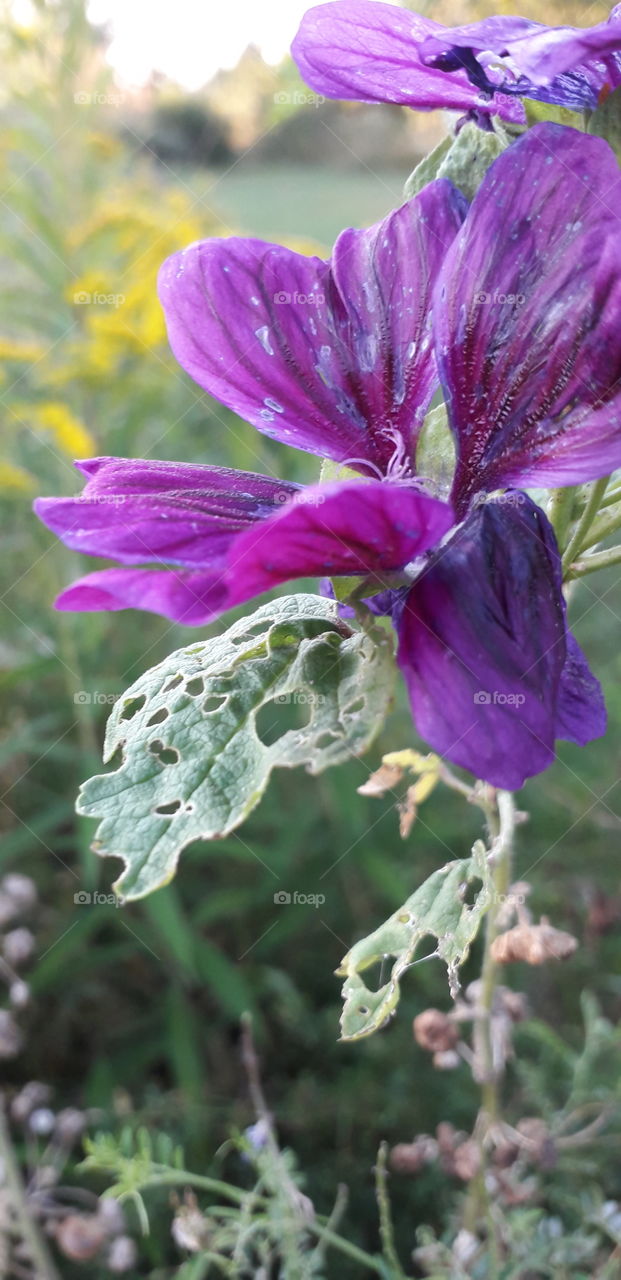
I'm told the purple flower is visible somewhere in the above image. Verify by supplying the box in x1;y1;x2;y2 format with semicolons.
292;0;621;118
35;127;613;787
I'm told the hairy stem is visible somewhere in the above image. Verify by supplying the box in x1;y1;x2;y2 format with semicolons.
0;1104;62;1280
464;790;516;1275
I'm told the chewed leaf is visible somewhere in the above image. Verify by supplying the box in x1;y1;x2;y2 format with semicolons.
338;841;492;1041
78;594;395;900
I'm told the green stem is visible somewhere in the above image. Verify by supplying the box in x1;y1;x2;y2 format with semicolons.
547;486;578;548
567;546;621;578
578;502;621;554
375;1142;406;1279
562;478;609;572
0;1105;62;1280
465;790;516;1278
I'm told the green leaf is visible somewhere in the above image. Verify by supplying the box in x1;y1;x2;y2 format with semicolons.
587;85;621;161
78;594;395;901
524;99;586;131
404;134;453;199
406;121;512;203
415;404;455;492
338;841;492;1041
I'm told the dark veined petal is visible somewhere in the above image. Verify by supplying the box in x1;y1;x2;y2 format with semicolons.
291;0;524;119
225;480;454;605
433;124;621;512
54;567;229;626
34;459;299;568
395;494;605;790
158;182;466;475
420;11;621;89
48;477;453;625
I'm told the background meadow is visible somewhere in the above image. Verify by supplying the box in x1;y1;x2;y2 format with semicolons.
2;0;621;1273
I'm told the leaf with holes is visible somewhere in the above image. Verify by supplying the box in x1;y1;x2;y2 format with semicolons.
78;594;395;900
337;841;493;1041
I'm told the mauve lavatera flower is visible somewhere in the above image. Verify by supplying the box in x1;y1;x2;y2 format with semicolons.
292;0;621;119
35;125;615;788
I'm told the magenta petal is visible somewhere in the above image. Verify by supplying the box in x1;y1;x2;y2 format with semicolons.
422;12;621;87
291;0;522;119
434;124;621;510
225;480;454;605
158;183;466;474
35;459;299;567
395;494;604;790
55;568;229;626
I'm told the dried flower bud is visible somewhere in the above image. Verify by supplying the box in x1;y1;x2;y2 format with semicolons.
413;1009;459;1053
498;989;528;1022
452;1139;482;1182
9;981;30;1009
491;918;578;965
389;1141;429;1175
0;895;18;929
106;1235;138;1273
432;1049;461;1070
55;1214;106;1261
1;875;37;912
3;928;35;968
0;1009;23;1058
357;763;403;797
28;1107;55;1135
172;1206;211;1252
55;1108;86;1146
10;1081;50;1122
452;1229;479;1267
492;1138;520;1168
97;1198;126;1237
517;1118;557;1169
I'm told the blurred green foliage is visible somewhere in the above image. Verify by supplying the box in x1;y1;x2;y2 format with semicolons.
1;0;621;1274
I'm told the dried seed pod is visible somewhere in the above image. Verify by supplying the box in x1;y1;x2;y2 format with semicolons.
432;1049;461;1070
1;875;37;912
3;928;35;968
107;1235;138;1273
389;1141;429;1175
55;1108;87;1146
491;918;578;965
171;1205;211;1252
9;980;30;1009
0;1010;23;1058
413;1009;459;1053
453;1138;482;1182
28;1107;55;1135
357;763;403;797
517;1117;557;1169
55;1214;106;1262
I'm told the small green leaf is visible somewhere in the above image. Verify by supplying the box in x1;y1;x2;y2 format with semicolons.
587;85;621;161
407;122;512;203
415;404;455;492
78;594;395;901
338;841;492;1041
404;134;453;199
524;99;586;131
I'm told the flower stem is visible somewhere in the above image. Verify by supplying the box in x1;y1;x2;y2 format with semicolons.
567;545;621;578
547;486;578;548
0;1103;62;1280
465;790;516;1276
561;477;608;573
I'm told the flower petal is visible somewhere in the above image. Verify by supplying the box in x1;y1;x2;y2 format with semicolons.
35;458;299;567
55;567;229;626
291;0;523;119
556;632;607;745
395;494;604;790
226;480;454;605
158;182;466;474
421;12;621;92
434;124;621;511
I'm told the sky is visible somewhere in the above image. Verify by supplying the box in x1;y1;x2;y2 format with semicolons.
85;0;390;90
